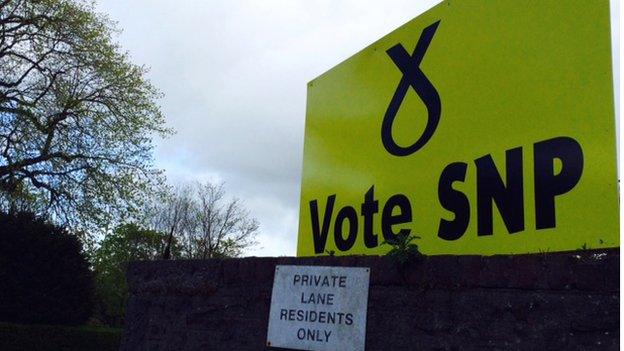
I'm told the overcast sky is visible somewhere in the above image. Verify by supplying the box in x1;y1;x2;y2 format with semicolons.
95;0;620;257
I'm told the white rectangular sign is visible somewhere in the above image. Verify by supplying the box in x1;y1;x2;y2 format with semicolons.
266;265;370;351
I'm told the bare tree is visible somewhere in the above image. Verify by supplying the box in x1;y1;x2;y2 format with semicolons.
145;184;193;259
194;182;258;259
148;181;259;259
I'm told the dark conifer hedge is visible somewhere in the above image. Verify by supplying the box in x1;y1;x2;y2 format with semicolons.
0;212;94;325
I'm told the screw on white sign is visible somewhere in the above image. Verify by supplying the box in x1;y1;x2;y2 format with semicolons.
266;265;370;351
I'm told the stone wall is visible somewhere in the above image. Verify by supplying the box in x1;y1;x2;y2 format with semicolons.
121;249;619;350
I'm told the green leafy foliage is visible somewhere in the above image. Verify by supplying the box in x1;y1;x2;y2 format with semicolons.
382;232;423;264
0;211;94;325
91;223;174;326
0;0;171;233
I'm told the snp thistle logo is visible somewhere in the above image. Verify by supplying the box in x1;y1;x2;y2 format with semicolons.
381;21;441;157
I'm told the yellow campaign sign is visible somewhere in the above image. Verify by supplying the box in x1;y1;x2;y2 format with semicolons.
297;0;618;257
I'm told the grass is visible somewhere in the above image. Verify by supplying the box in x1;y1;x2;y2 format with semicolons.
0;322;122;351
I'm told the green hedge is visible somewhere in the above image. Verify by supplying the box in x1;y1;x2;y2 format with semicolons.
0;322;122;351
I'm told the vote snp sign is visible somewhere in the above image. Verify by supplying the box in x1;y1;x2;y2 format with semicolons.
297;0;618;256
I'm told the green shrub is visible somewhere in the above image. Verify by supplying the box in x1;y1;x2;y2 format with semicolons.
92;223;172;326
382;232;423;264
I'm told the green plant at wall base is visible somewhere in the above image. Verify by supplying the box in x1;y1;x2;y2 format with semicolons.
382;232;423;264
